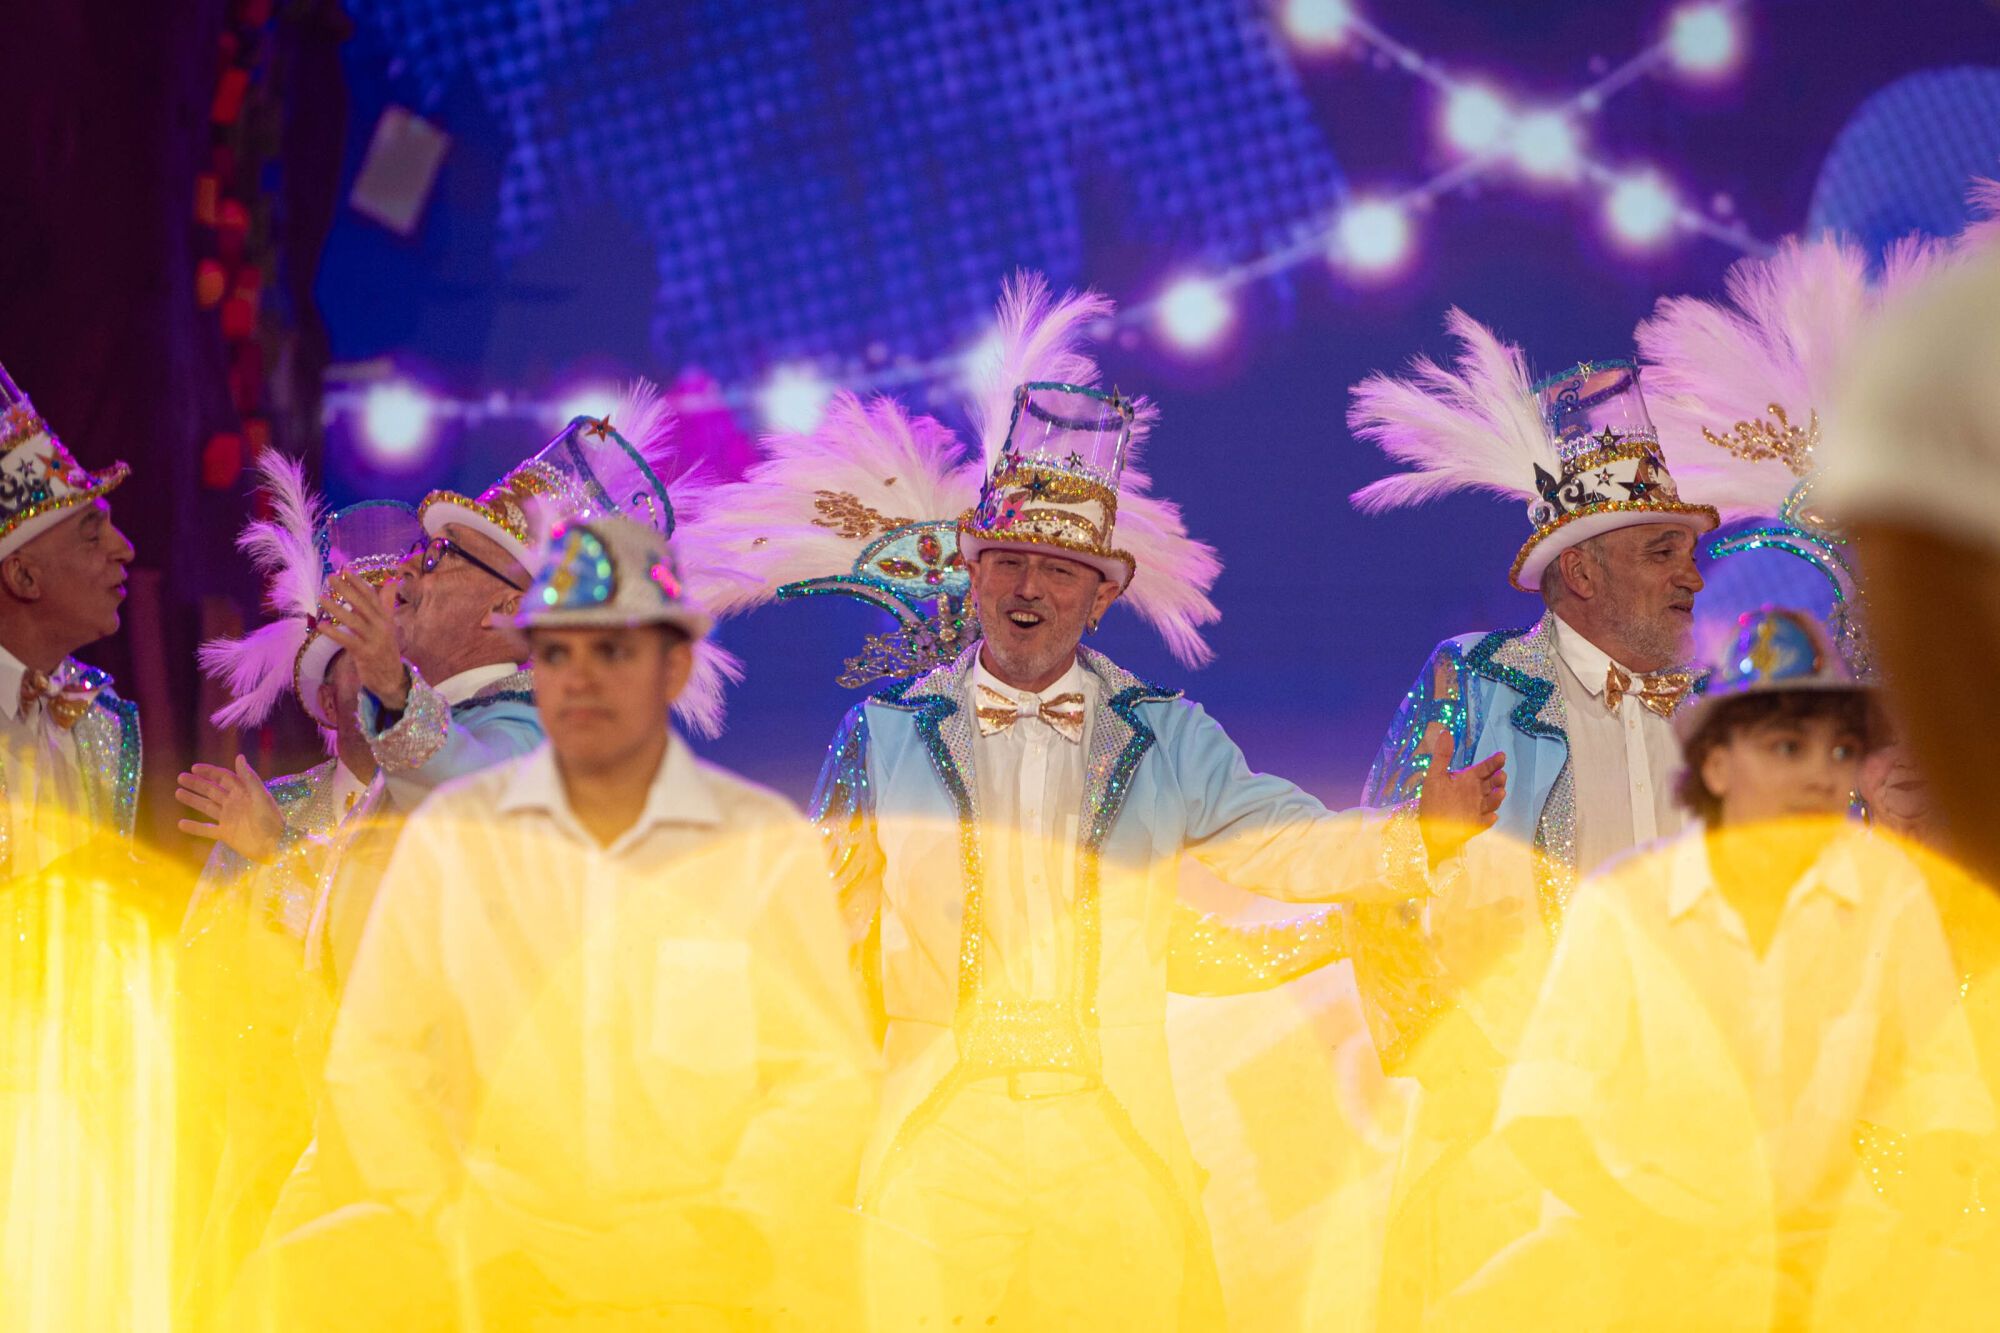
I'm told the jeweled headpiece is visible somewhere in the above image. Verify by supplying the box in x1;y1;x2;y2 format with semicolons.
0;361;129;561
704;271;1223;684
1349;311;1718;592
959;381;1135;586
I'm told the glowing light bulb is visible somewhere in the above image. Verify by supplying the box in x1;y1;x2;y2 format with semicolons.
1667;2;1741;79
1440;84;1510;155
1334;197;1413;277
360;382;435;466
553;383;620;428
1157;277;1234;352
1511;110;1582;181
1605;171;1680;250
757;365;833;434
1282;0;1354;51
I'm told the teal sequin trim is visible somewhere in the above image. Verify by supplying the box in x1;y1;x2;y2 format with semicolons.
453;689;536;714
86;682;143;838
1464;626;1562;741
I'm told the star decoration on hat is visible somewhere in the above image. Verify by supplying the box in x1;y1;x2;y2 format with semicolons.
1746;618;1782;677
583;415;614;441
1063;450;1085;470
1592;427;1624;452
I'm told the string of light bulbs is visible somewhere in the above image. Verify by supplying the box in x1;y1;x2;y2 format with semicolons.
329;0;1770;463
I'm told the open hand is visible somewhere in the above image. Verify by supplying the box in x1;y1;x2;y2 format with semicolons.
318;570;409;710
176;755;286;863
1414;726;1506;866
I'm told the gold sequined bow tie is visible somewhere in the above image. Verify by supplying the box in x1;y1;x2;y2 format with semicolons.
20;669;95;729
975;684;1086;743
1604;664;1697;718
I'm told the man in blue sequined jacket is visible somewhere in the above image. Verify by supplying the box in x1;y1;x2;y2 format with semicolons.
811;356;1505;1329
1345;325;1719;1323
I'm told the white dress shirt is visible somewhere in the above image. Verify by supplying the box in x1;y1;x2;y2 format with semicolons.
970;657;1090;1004
320;735;876;1306
1549;617;1687;876
0;640;91;879
1502;825;1992;1224
433;661;522;705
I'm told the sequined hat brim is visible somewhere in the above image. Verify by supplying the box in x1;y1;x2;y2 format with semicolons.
417;494;535;574
1510;500;1720;592
511;602;713;640
0;462;131;562
957;518;1136;588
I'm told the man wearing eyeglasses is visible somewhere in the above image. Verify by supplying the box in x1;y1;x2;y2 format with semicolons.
313;527;541;817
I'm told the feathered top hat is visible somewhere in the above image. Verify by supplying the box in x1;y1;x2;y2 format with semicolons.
704;272;1223;684
1350;310;1719;592
198;456;422;730
418;380;681;573
1636;233;1957;679
0;361;130;561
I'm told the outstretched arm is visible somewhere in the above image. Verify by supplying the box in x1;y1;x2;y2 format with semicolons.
1177;697;1502;904
1167;898;1347;996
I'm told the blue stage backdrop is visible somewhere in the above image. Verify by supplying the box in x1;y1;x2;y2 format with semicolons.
314;0;2000;802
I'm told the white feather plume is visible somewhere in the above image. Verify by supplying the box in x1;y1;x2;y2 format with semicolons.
198;620;311;731
1955;175;2000;256
675;640;743;741
1112;460;1222;667
968;272;1115;465
610;376;751;739
238;451;326;618
700;389;982;616
612;376;686;496
198;452;326;729
1348;308;1551;513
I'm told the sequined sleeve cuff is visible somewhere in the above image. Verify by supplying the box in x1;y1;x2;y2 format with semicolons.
361;662;451;773
1380;798;1434;896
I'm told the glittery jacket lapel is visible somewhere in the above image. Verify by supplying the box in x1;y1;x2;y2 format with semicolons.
1464;612;1577;925
1473;612;1568;744
66;662;141;840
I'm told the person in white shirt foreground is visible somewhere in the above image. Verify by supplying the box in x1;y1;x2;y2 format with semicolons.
1487;607;1992;1329
242;515;876;1331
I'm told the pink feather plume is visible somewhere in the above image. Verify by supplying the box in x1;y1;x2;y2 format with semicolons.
197;452;324;729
